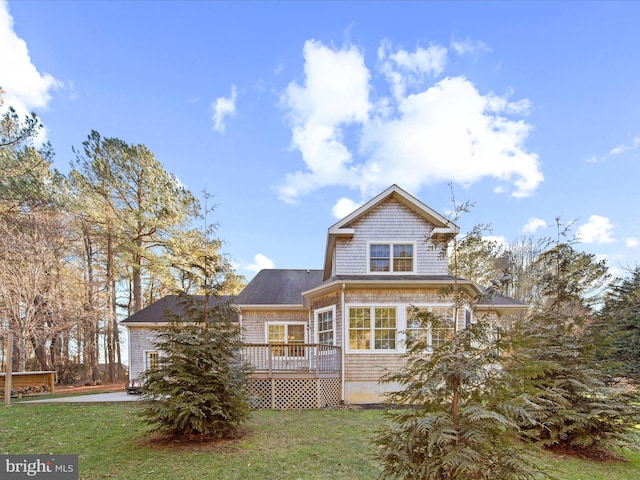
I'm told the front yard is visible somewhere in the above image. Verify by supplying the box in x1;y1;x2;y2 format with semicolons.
1;403;639;479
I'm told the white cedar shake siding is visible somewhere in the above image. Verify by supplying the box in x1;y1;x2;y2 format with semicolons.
334;198;448;276
127;327;160;380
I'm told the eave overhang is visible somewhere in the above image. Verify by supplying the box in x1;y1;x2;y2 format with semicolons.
236;304;306;311
301;277;481;308
321;185;460;280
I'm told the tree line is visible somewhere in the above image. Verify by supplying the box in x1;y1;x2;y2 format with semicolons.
0;92;244;384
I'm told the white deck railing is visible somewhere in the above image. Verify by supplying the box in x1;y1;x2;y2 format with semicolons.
241;344;340;376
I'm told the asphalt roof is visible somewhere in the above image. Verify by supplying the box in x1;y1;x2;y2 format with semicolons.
122;270;526;324
235;269;324;305
120;295;234;323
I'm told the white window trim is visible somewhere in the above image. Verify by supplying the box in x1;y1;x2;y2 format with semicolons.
264;321;308;343
143;350;159;371
314;305;336;346
344;302;458;354
405;304;456;353
345;304;399;354
367;241;417;274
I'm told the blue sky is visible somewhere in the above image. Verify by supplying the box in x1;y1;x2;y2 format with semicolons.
2;0;640;280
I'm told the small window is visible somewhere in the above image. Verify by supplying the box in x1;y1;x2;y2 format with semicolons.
144;351;159;371
316;308;335;346
370;244;390;272
369;243;414;273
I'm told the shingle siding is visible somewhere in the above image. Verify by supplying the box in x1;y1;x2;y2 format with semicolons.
127;327;160;380
334;198;448;276
241;309;310;343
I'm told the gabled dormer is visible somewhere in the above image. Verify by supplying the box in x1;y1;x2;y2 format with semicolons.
322;185;459;280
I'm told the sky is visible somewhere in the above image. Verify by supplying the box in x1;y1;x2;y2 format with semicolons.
2;0;640;281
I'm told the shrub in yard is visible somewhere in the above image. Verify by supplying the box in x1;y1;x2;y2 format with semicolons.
140;293;250;440
376;307;545;480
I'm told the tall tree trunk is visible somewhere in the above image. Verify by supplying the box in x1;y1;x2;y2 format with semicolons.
133;235;143;313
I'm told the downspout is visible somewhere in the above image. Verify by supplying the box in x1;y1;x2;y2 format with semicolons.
341;283;346;403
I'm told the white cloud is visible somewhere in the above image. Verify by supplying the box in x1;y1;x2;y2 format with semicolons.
576;215;615;245
278;40;371;202
610;136;640;155
245;253;274;273
0;0;61;117
278;39;543;205
450;36;491;56
626;237;639;248
331;197;363;219
378;39;447;100
522;217;547;234
212;84;237;133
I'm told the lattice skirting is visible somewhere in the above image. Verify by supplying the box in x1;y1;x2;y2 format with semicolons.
246;377;341;409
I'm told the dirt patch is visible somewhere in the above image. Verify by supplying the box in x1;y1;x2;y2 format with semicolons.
140;428;252;453
546;443;626;462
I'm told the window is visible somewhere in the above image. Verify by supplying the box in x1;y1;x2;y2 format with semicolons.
144;351;159;371
406;306;454;350
369;243;414;273
349;306;397;351
267;323;306;356
316;307;335;346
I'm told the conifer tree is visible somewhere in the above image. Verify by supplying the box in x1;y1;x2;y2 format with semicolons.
504;227;640;454
596;267;640;381
140;197;250;440
376;187;544;479
140;294;250;439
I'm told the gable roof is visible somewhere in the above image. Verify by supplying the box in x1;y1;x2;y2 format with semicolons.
236;269;323;307
323;184;459;280
120;294;234;325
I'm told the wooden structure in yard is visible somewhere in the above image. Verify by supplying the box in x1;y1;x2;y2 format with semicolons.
0;371;56;396
242;344;341;409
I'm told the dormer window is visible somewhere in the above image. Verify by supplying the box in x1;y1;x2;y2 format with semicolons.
369;242;415;273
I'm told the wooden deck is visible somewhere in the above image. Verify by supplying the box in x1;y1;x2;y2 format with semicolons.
241;344;342;408
241;343;341;378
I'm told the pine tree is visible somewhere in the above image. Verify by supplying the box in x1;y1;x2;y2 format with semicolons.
597;267;640;381
139;195;250;440
504;239;640;454
140;294;250;440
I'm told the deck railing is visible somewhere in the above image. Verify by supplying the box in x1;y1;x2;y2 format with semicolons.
241;344;340;377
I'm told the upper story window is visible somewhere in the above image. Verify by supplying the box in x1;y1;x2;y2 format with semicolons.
369;242;415;273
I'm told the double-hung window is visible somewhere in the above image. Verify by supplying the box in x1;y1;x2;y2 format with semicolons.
316;307;335;346
369;243;414;273
267;323;306;356
144;351;159;371
348;306;397;351
406;306;454;350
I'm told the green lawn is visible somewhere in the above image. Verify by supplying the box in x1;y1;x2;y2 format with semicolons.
1;403;639;479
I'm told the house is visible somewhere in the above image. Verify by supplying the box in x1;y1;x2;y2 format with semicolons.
122;184;526;408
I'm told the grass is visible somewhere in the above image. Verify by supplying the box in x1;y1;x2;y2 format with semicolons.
1;403;639;479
